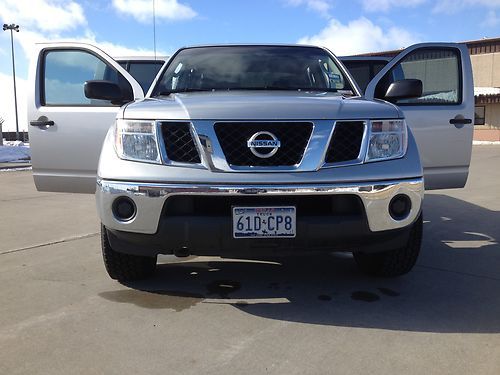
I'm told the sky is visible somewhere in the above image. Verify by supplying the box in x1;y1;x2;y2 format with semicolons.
0;0;499;131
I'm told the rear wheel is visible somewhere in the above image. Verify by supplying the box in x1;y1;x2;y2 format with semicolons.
353;213;423;277
101;224;157;282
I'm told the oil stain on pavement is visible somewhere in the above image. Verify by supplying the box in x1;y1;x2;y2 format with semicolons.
351;291;380;302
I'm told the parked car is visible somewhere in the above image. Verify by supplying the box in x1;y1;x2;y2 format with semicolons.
28;43;473;282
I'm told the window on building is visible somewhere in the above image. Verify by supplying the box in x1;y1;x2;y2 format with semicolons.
474;106;485;125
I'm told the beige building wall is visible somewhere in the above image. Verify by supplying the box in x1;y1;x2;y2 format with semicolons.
471;51;500;139
470;52;500;87
474;103;500;141
484;103;500;127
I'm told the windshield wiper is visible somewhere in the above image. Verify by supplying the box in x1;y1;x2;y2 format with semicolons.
157;87;339;96
157;88;213;96
235;87;338;92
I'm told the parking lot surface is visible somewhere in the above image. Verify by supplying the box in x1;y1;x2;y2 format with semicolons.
1;146;499;375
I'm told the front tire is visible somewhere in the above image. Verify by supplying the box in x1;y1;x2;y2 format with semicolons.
101;224;157;282
353;213;423;277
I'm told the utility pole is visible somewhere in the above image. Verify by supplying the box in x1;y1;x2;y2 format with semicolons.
3;24;20;141
0;116;4;146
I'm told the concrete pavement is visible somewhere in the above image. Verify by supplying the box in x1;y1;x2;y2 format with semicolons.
1;146;499;374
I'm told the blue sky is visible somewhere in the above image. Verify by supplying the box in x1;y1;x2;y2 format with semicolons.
0;0;499;130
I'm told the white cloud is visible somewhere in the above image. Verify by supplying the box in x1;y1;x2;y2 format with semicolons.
6;27;168;66
298;17;419;55
361;0;500;12
0;0;86;32
96;40;167;58
80;30;169;58
361;0;426;12
112;0;197;23
0;72;28;132
433;0;500;13
286;0;332;15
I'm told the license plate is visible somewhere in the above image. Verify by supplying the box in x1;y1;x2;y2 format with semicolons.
232;206;296;239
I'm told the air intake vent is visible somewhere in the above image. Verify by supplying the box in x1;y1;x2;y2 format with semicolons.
161;122;201;163
325;121;365;164
214;122;313;167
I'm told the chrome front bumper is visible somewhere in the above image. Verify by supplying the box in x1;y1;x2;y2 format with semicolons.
96;178;424;234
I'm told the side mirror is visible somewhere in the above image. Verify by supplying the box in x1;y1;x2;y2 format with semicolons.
384;79;423;102
84;80;125;104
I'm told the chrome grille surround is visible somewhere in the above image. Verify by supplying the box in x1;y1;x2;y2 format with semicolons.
156;119;370;172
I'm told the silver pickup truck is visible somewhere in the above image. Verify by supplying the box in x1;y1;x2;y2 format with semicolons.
28;43;473;282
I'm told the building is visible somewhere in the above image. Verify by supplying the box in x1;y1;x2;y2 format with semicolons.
357;37;500;141
471;38;500;141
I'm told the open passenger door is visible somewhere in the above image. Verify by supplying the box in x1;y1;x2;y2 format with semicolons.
28;43;144;193
365;43;474;190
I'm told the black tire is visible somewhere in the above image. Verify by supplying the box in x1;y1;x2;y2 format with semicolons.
101;224;157;282
353;213;423;277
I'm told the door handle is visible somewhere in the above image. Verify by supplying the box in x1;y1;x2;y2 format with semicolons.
449;115;472;127
30;116;54;127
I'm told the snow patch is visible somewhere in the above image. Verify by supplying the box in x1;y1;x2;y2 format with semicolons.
475;87;500;97
0;143;31;162
473;141;500;145
0;166;32;172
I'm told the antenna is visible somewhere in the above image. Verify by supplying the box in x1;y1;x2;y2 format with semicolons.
153;0;157;60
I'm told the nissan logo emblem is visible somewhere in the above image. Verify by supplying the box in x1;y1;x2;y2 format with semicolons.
247;131;281;159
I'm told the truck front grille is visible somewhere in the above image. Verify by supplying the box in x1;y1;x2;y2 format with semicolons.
324;121;365;164
160;122;201;164
214;122;313;167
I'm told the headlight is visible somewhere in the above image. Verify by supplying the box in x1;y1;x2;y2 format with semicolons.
115;119;161;163
365;119;407;162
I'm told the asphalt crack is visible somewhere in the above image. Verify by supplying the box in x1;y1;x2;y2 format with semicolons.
416;264;500;282
0;233;99;255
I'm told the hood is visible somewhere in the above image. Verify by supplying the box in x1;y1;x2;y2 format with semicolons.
122;91;401;120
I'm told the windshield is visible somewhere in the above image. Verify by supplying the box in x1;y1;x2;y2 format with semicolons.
153;46;354;95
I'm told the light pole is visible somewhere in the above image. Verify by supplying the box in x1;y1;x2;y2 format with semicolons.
3;23;20;141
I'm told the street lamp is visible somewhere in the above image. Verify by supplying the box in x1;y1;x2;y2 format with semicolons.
3;23;20;141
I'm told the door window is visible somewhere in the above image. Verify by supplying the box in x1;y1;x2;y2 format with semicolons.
343;62;371;93
375;48;461;105
343;60;389;93
42;49;131;106
128;62;164;92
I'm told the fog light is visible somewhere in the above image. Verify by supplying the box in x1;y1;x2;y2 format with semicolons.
389;194;411;220
112;197;136;221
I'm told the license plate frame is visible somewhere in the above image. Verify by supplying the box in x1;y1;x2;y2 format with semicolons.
232;206;296;239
